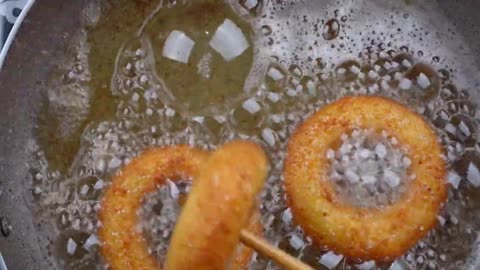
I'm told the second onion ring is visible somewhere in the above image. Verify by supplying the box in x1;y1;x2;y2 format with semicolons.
284;96;447;262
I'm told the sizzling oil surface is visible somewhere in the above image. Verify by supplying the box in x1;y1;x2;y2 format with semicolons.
142;1;255;113
27;1;480;270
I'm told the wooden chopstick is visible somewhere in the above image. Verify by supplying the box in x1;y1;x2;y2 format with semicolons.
240;230;315;270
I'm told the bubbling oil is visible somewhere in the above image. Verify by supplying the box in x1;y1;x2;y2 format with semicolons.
138;180;192;263
27;0;480;270
327;129;413;209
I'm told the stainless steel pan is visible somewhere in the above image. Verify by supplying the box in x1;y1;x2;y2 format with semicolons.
1;1;480;269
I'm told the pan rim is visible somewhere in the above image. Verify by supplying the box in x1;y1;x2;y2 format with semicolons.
0;0;36;69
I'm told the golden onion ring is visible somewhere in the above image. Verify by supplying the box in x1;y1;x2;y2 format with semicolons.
284;96;447;262
99;144;263;269
166;141;268;270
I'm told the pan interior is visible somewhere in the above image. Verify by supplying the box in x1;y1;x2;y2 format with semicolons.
20;0;480;269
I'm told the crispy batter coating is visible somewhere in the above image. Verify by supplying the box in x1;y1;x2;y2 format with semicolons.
166;141;268;270
99;144;263;269
284;96;447;262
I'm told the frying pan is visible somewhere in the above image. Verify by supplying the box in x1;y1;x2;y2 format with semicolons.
1;0;480;269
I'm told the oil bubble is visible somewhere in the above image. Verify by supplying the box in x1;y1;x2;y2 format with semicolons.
0;217;12;237
230;98;267;133
335;60;361;82
404;63;440;101
322;19;340;40
261;25;272;36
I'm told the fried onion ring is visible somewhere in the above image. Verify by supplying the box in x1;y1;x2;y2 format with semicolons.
99;144;263;269
284;96;447;262
166;141;268;270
